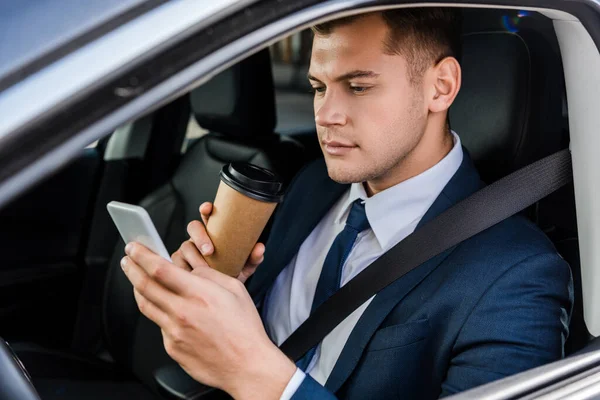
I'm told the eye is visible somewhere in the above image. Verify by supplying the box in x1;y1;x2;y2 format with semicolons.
311;86;326;95
350;86;368;94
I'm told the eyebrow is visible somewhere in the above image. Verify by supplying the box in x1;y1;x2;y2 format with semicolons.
307;70;380;83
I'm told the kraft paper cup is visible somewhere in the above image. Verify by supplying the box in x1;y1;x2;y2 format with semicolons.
204;163;284;276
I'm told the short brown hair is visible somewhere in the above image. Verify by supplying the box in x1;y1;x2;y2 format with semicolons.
312;8;462;82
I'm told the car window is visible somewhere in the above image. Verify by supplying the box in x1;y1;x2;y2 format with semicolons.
271;29;315;135
179;30;315;153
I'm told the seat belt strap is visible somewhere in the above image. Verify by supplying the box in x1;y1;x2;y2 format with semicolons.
279;149;573;361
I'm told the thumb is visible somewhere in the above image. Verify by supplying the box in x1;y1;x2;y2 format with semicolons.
199;202;213;226
237;263;260;284
237;243;265;283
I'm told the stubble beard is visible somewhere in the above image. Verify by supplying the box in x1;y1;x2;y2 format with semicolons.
325;139;419;185
325;100;426;185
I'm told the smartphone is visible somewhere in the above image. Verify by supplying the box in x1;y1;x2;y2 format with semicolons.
107;201;172;262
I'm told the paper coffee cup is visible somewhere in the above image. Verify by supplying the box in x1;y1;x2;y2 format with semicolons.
204;163;284;276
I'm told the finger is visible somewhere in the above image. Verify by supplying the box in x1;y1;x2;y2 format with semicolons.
133;289;170;328
237;261;262;284
121;254;181;313
237;244;265;284
171;250;192;272
187;220;214;256
190;261;244;294
126;243;225;300
199;202;213;226
246;243;266;268
125;243;194;296
180;240;210;270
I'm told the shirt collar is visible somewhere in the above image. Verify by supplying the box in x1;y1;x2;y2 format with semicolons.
335;131;464;250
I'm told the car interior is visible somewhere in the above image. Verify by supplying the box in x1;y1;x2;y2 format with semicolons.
0;7;588;400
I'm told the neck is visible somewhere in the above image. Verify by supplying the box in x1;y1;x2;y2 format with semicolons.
365;124;454;197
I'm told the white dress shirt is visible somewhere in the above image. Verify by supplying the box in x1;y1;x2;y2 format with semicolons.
266;132;464;399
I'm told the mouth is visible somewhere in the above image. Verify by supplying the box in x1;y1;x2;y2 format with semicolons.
322;140;358;156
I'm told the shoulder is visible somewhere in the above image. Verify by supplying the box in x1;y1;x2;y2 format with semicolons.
465;214;558;260
444;214;570;290
267;158;329;231
279;157;333;208
285;158;328;193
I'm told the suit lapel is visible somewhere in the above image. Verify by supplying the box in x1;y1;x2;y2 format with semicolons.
325;150;483;392
325;247;455;392
248;160;348;301
324;191;455;393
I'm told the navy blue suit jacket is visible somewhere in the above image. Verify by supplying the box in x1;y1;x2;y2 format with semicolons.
248;152;573;399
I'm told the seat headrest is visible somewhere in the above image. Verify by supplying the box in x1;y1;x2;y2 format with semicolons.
450;31;565;182
190;49;277;138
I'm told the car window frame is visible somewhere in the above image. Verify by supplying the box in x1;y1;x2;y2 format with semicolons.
0;0;598;210
0;0;171;93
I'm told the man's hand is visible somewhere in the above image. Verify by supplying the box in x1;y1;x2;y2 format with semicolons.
121;243;296;399
172;202;265;283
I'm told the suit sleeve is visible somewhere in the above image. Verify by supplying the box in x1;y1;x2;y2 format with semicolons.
440;252;574;397
290;374;338;400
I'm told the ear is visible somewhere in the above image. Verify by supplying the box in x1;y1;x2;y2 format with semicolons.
428;57;461;113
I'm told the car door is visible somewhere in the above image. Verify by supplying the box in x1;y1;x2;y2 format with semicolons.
0;94;191;351
0;144;102;348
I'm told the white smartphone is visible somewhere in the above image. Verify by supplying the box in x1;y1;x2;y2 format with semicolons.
107;201;172;262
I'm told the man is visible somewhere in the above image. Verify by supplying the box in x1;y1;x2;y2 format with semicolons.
120;8;573;399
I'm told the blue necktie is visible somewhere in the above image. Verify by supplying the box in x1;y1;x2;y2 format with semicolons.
296;199;370;371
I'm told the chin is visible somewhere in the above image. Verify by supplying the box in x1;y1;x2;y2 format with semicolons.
325;160;369;184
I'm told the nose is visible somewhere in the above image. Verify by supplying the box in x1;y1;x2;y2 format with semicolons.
314;91;347;127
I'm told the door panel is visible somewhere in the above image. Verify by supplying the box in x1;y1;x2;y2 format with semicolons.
0;148;102;347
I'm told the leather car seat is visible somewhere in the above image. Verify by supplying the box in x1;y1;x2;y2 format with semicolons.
101;48;305;393
450;31;565;183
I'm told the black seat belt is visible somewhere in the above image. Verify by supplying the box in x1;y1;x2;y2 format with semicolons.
155;149;573;399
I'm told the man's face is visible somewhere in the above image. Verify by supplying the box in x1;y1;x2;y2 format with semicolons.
309;14;429;185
